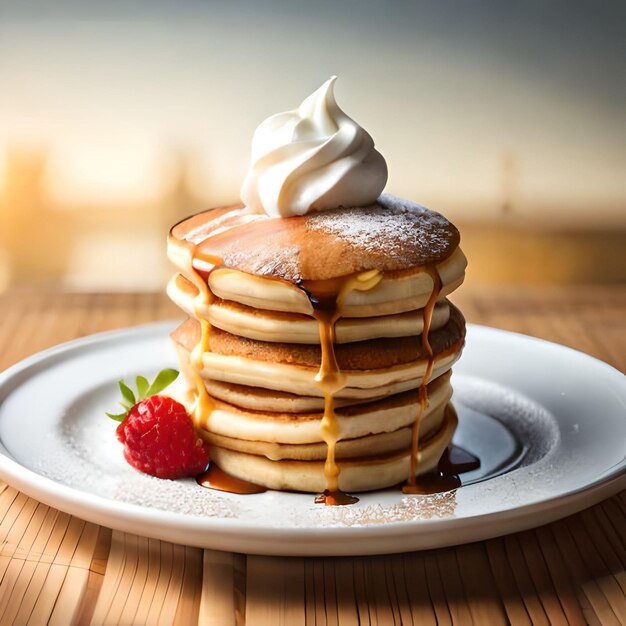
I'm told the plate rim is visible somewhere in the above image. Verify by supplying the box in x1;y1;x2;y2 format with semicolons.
0;321;624;555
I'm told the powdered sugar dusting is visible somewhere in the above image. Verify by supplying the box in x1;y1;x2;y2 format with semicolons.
217;244;301;279
306;194;457;268
33;404;242;519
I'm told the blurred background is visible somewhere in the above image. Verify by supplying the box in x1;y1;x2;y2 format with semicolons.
0;0;624;292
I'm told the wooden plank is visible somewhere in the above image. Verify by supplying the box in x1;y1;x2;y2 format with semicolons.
565;516;626;624
435;548;473;625
333;558;360;626
423;551;452;626
73;527;112;625
533;526;587;625
551;520;619;625
403;551;437;626
484;537;532;625
367;555;396;626
352;556;373;626
246;556;306;626
197;550;238;626
503;534;550;625
455;542;507;625
516;530;568;625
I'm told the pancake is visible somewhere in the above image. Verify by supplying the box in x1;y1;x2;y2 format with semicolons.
203;427;411;461
202;247;466;317
167;196;467;318
167;273;452;343
209;404;458;493
169;194;460;283
172;305;465;370
173;332;461;399
198;400;448;460
191;374;452;443
198;376;444;413
175;340;459;400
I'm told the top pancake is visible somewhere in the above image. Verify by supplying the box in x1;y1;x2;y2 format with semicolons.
169;194;460;282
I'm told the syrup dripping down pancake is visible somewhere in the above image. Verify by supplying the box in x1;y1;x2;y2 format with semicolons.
168;273;452;344
196;394;449;461
171;305;465;370
208;404;458;493
173;373;452;445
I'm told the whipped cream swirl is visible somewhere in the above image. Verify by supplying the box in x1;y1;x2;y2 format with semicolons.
240;77;388;217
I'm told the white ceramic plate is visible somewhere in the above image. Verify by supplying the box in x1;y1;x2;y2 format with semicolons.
0;323;624;556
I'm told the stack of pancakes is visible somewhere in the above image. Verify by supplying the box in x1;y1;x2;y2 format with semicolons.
167;194;467;494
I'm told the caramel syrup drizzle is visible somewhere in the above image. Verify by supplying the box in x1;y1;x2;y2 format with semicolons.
197;465;267;494
403;266;442;494
171;205;259;429
175;237;279;495
176;239;222;427
302;270;381;504
314;308;347;494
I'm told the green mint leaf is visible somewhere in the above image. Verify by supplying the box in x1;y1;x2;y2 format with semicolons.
136;375;149;400
106;369;179;422
106;411;128;422
118;380;136;407
146;369;179;397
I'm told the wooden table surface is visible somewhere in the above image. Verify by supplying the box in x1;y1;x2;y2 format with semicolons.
0;286;624;625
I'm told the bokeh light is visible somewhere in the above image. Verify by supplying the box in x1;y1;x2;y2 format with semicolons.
0;1;624;290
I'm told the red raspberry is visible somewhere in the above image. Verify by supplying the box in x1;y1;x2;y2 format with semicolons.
116;396;209;479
